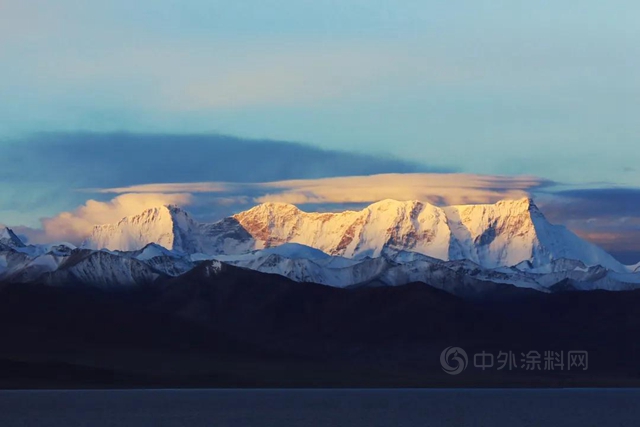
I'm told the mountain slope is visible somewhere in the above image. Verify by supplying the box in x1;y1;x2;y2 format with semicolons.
85;206;255;255
85;206;190;252
0;226;25;249
217;251;391;288
234;198;626;271
3;267;640;387
80;198;627;272
442;199;624;271
42;250;162;288
233;200;452;259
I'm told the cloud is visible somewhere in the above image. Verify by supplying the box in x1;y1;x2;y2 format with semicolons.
253;174;549;206
575;229;640;252
86;175;640;264
538;188;640;221
14;172;548;244
572;226;640;265
0;132;439;227
10;171;640;266
2;30;472;113
20;193;192;245
92;182;231;194
171;47;412;109
534;188;640;264
97;173;550;207
2;132;437;189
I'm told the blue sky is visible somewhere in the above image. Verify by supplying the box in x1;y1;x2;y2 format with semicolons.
2;1;639;183
1;1;640;261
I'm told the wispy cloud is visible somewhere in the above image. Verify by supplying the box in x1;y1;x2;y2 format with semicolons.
3;37;469;115
2;132;436;188
20;193;193;245
252;174;548;206
96;173;551;206
11;171;640;265
19;173;548;244
536;188;640;263
92;182;231;194
0;132;437;228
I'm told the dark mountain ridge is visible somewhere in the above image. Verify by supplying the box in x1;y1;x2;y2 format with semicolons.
1;262;639;388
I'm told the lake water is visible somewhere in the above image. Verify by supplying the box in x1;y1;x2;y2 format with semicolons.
0;388;638;426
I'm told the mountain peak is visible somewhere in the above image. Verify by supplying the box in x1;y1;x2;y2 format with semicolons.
499;196;534;205
165;204;189;214
0;226;26;248
239;202;301;217
368;199;425;210
500;196;537;208
84;203;252;255
121;205;172;221
493;197;541;215
365;197;537;214
259;201;300;210
85;205;191;251
106;205;192;227
79;197;623;272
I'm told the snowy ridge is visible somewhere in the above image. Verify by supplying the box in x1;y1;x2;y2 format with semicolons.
233;200;453;259
0;226;25;248
85;205;254;255
1;240;640;293
81;198;628;272
233;198;626;272
213;249;390;288
85;206;184;252
208;246;638;292
44;250;161;288
3;197;638;294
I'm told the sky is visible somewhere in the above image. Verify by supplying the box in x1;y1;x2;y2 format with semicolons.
1;1;640;262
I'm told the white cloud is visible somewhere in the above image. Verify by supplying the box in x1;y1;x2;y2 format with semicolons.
92;182;230;194
24;192;193;244
3;30;472;114
97;173;547;206
12;173;640;260
17;173;544;243
253;174;545;206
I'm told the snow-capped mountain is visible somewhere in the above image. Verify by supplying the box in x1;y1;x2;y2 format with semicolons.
214;245;390;288
4;197;637;294
42;250;161;288
0;226;25;249
209;246;640;293
234;198;626;272
2;238;639;294
0;250;32;280
85;205;193;252
82;198;626;272
84;205;254;255
118;243;197;277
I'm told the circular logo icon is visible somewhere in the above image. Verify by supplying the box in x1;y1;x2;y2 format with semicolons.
440;346;468;375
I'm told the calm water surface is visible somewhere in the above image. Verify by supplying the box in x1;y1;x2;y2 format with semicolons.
0;388;638;427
